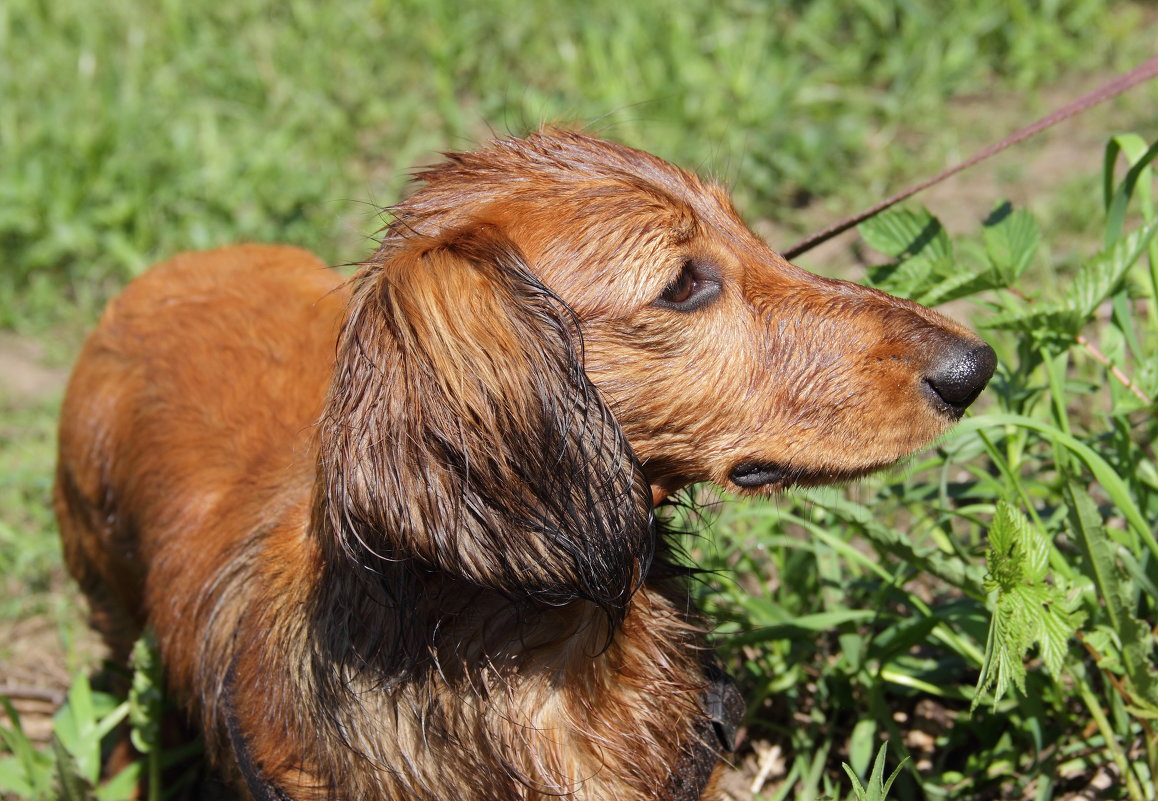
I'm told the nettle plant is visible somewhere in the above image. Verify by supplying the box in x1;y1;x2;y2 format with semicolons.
864;134;1158;724
697;135;1158;801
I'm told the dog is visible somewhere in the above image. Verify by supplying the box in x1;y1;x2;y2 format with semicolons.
55;129;995;800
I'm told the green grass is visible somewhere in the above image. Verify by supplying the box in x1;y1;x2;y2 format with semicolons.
2;0;1153;327
3;1;1158;800
0;398;64;621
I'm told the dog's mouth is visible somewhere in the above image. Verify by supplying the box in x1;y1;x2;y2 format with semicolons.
727;459;886;491
728;461;794;489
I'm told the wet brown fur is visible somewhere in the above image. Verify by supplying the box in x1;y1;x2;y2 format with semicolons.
55;130;989;800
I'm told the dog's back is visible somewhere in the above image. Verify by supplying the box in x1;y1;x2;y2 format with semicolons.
55;245;345;677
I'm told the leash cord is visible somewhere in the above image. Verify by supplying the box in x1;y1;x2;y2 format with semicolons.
782;55;1158;260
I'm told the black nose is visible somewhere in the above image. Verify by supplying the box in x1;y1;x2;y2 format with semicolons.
924;341;996;417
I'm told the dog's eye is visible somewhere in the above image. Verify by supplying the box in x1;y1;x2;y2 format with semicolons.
654;261;721;311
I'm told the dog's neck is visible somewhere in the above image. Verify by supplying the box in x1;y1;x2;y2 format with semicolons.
309;557;621;687
222;525;719;800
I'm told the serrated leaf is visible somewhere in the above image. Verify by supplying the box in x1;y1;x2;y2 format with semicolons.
974;502;1078;710
921;273;978;306
52;736;96;801
916;269;990;306
1039;598;1085;679
860;209;957;300
984;501;1033;592
986;218;1158;340
982;302;1084;339
866;254;955;300
860;208;951;262
129;633;163;754
1063;217;1158;321
983;202;1039;285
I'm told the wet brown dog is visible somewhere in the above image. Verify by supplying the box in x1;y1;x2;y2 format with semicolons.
55;129;995;800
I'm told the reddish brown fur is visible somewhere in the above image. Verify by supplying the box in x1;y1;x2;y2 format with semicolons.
55;130;992;800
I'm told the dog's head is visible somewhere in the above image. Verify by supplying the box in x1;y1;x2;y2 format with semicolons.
314;129;994;611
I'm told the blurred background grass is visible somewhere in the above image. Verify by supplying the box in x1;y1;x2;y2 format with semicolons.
3;0;1154;327
3;1;1158;799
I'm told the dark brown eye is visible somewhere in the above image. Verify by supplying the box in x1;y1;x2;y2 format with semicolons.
662;268;695;304
654;260;721;311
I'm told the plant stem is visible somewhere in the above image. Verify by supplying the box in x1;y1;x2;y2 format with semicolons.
1075;677;1145;801
1076;334;1152;405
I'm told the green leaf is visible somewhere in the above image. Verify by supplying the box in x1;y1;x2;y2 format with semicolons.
983;201;1039;285
0;755;36;796
842;762;869;801
973;501;1082;710
0;696;51;797
917;268;994;306
1038;596;1084;679
1084;626;1125;674
727;609;878;644
797;489;984;595
985;217;1158;338
847;719;878;778
94;761;141;801
984;500;1023;594
1103;134;1151;211
1064;479;1158;713
1064;217;1158;321
52;735;96;801
842;743;908;801
1104;136;1158;244
859;208;955;300
947;414;1155;559
129;632;163;755
860;208;951;262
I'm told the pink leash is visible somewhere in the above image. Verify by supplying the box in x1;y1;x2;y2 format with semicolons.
782;56;1158;260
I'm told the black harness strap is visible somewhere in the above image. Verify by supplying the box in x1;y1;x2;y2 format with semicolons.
667;660;746;801
225;665;292;801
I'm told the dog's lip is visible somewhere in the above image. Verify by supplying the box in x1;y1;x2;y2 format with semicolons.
729;461;792;489
727;459;889;491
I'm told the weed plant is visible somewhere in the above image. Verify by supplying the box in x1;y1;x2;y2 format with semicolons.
691;137;1158;799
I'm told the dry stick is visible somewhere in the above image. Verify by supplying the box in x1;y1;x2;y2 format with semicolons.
1076;334;1153;406
783;56;1158;260
0;685;66;705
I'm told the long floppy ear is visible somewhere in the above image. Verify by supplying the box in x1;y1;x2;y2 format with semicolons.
314;224;653;614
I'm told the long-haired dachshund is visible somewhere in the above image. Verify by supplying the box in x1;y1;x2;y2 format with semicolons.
55;129;995;800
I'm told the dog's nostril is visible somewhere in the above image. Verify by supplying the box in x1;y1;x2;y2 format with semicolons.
924;342;997;417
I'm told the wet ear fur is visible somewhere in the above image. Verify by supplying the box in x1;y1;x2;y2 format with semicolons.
314;224;653;614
